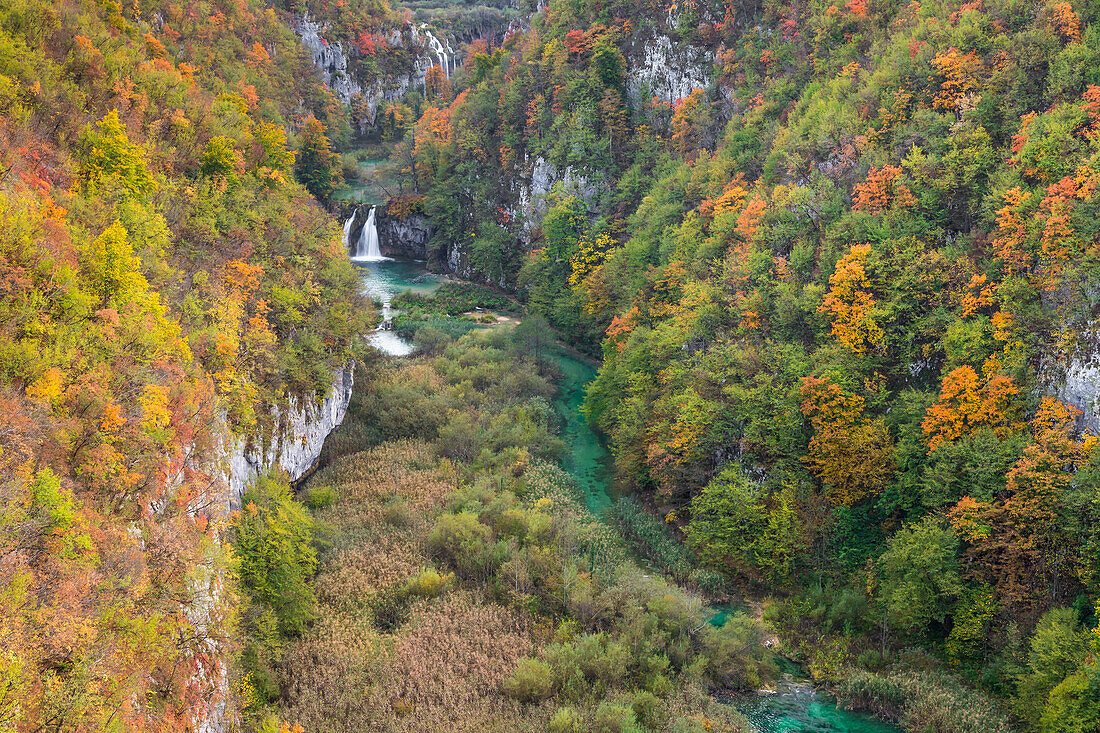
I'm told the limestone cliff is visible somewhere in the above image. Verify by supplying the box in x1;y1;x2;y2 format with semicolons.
226;365;355;506
294;13;362;105
378;212;432;260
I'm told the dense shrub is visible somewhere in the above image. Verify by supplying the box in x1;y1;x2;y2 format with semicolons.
405;567;455;598
392;313;483;341
836;668;1014;733
548;707;581;733
699;612;777;690
503;658;556;702
303;484;335;509
428;511;493;576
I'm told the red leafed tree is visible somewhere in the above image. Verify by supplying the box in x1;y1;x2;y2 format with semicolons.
356;31;383;55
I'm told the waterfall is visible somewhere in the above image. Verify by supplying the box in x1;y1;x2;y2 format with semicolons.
351;206;387;262
421;27;451;78
342;213;355;245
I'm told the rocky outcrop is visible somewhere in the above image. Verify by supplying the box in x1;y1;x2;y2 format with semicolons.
226;366;354;506
188;366;354;733
444;240;512;289
379;212;432;259
1054;358;1100;434
1045;328;1100;435
513;155;607;236
625;32;713;105
190;564;231;733
294;16;457;126
294;14;362;105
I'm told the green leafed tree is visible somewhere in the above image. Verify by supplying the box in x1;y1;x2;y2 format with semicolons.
1014;607;1092;728
233;473;317;637
875;516;962;634
686;465;800;584
294;115;342;202
77;109;156;198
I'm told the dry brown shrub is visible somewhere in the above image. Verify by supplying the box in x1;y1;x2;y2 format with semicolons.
310;440;457;596
279;439;549;731
390;591;534;705
383;590;539;728
277;610;384;730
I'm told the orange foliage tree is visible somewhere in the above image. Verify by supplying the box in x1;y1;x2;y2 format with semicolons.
413;100;456;186
800;376;894;505
1048;2;1081;42
670;88;707;160
991;187;1034;278
923;364;1024;451
425;64;452;103
930;48;983;115
1035;167;1098;290
819;244;885;354
949;399;1096;613
852;165;916;214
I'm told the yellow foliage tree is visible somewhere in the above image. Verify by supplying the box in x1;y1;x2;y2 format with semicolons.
77;110;157;198
81;220;149;308
800;376;894;505
819;244;885;354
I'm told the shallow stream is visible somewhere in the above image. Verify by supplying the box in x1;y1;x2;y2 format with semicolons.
352;258;440;357
721;658;900;733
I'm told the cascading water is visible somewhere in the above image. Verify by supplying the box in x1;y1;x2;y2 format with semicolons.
352;206;387;262
345;204;418;355
421;26;451;77
342;212;355;243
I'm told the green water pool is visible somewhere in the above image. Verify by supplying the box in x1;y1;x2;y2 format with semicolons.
353;258;441;303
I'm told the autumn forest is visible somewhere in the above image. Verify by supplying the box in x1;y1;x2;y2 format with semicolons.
3;0;1100;731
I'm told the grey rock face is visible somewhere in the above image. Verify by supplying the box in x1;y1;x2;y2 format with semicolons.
226;365;354;506
378;212;432;259
295;15;457;126
625;33;712;105
1047;339;1100;435
295;14;362;105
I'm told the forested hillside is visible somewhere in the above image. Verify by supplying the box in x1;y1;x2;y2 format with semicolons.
0;0;372;727
391;0;1100;728
8;0;1100;729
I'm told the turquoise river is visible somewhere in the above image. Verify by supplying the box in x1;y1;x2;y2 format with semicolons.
359;259;905;733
